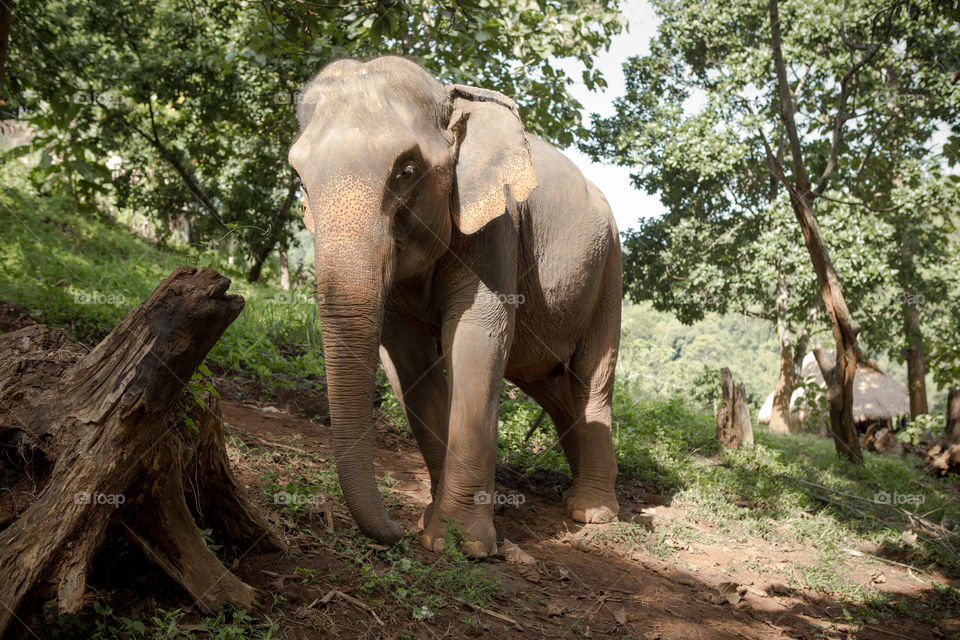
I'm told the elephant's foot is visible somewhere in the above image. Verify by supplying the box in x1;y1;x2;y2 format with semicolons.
421;507;497;558
563;483;619;523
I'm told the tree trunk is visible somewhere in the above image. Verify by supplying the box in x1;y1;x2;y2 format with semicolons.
923;390;960;475
0;0;11;96
902;295;928;419
247;240;274;283
717;368;754;449
769;0;863;464
787;195;862;463
247;178;298;283
769;279;796;434
0;267;284;637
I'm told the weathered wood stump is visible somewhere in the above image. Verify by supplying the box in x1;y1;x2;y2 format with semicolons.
0;267;284;637
946;388;960;444
923;389;960;476
716;367;753;449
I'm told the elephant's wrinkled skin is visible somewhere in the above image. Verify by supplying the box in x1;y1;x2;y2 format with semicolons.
288;56;621;557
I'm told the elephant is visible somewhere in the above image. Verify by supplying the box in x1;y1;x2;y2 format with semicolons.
287;56;621;558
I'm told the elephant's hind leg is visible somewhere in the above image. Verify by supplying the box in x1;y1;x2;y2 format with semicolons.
516;282;621;523
516;366;619;524
563;266;622;523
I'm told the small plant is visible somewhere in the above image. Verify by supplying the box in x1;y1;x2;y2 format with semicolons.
200;527;223;554
898;412;943;446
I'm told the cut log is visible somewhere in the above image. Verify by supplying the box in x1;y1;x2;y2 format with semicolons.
0;267;284;637
717;368;754;449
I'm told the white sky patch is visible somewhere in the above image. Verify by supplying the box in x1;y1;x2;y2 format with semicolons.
555;0;667;232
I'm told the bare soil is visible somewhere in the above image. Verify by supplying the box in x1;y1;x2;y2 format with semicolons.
205;380;959;639
5;363;958;639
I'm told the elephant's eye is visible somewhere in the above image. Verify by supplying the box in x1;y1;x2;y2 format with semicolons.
396;162;418;179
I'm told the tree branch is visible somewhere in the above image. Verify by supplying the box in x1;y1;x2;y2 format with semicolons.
768;0;811;194
101;94;230;230
813;0;891;195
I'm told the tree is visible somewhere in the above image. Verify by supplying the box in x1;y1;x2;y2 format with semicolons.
584;0;959;461
6;0;623;281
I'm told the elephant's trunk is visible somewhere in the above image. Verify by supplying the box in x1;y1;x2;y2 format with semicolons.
310;171;403;542
319;287;402;544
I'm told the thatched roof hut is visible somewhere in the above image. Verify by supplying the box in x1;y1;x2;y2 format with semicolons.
758;350;909;432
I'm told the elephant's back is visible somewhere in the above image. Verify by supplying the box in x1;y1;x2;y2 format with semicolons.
507;135;620;377
520;134;618;303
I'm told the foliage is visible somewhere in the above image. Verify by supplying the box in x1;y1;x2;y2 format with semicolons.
581;0;960;388
41;602;281;639
617;302;780;406
5;0;623;279
0;160;325;391
898;412;945;446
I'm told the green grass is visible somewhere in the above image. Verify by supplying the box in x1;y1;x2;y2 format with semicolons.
0;161;324;392
37;602;282;640
340;535;502;620
498;378;960;602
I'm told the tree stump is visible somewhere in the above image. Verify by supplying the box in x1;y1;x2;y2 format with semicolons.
946;388;960;444
921;389;960;476
716;368;754;449
0;267;285;637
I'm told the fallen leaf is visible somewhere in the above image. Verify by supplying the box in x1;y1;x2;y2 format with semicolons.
516;563;540;583
870;571;886;584
901;530;918;546
745;585;767;597
613;607;628;625
546;601;564;617
717;581;743;604
501;538;535;565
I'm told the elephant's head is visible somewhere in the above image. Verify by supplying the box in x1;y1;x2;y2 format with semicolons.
287;56;537;544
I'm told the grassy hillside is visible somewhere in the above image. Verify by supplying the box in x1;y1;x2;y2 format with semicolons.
619;303;780;409
0;161;325;390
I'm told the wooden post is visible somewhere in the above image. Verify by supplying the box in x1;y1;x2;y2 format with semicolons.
717;368;754;449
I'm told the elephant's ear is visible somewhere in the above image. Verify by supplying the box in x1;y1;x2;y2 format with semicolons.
446;85;538;234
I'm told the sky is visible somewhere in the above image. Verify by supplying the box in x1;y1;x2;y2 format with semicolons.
558;0;666;233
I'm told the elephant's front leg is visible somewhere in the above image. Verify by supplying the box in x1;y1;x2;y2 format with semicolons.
379;324;449;510
421;306;512;558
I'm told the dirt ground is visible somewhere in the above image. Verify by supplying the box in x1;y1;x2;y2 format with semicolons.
199;377;957;640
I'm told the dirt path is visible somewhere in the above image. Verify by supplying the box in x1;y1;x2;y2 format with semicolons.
208;385;957;640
